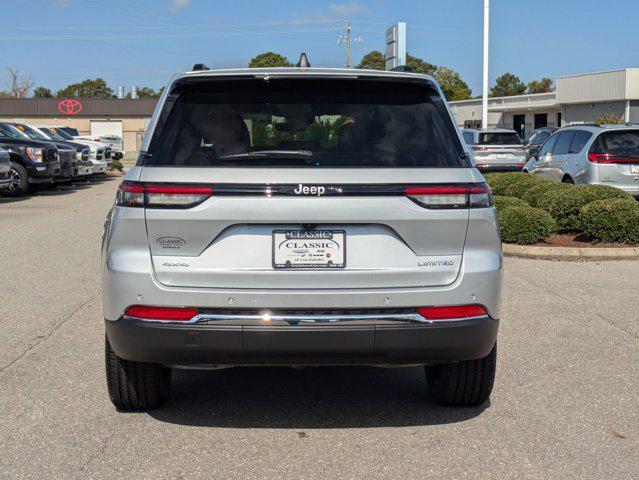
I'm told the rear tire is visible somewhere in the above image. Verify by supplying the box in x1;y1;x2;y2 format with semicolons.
3;163;29;196
562;175;574;184
426;343;496;407
105;334;171;410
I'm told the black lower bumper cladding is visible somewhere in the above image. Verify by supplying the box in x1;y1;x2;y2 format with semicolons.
106;317;499;366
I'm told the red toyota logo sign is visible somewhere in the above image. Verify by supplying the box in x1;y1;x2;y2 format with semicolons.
57;99;83;115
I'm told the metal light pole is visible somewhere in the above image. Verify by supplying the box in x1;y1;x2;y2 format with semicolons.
482;0;490;129
346;19;351;68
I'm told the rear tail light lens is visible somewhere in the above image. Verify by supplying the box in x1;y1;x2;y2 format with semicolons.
417;305;488;320
471;146;489;151
588;153;639;164
405;183;493;209
124;305;199;321
116;181;212;208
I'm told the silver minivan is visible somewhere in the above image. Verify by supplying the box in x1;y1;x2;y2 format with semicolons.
102;66;503;410
461;128;527;172
525;125;639;197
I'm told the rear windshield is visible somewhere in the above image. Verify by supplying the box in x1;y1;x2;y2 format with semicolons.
591;130;639;157
145;79;466;168
478;132;522;145
60;127;79;136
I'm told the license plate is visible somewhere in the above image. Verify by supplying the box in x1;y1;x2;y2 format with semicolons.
631;165;639;174
272;230;345;269
497;153;507;159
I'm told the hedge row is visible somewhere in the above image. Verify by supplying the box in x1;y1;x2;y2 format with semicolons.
484;173;639;244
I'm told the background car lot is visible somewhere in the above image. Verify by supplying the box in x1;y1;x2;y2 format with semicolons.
0;178;637;479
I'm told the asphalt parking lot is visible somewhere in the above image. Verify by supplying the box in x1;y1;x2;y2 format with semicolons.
1;176;637;479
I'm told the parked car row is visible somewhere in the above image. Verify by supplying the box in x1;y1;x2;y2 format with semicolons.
57;126;125;160
0;121;112;196
524;124;639;198
461;124;639;198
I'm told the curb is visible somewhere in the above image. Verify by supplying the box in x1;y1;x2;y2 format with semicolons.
503;243;639;261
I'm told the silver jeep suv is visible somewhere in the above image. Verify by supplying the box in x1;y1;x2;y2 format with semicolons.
102;65;503;410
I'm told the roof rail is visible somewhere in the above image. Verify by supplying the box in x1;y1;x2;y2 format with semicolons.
390;65;414;73
192;63;209;71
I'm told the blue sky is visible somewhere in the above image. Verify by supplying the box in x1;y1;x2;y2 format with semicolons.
2;0;638;95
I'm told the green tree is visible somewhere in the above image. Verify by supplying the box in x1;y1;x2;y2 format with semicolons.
248;52;293;68
527;77;554;94
33;86;54;98
357;50;385;70
406;53;437;76
125;86;162;99
56;78;114;98
490;73;526;97
434;67;472;101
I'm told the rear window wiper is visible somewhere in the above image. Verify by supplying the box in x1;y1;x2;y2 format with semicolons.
217;150;314;165
218;150;313;160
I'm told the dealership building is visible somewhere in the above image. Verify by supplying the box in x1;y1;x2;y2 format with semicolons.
1;68;639;152
450;68;639;139
0;97;156;153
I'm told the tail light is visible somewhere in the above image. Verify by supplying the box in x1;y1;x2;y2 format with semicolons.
405;183;493;209
588;153;639;164
417;305;488;321
124;305;198;321
472;146;490;152
116;181;212;208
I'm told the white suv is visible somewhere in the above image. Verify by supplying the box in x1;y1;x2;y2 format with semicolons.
102;64;502;410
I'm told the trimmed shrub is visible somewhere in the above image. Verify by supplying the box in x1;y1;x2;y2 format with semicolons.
545;184;632;232
497;206;556;245
493;195;529;211
522;180;572;208
484;172;538;198
579;198;639;243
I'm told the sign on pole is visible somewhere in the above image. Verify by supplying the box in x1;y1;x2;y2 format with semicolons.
385;22;406;70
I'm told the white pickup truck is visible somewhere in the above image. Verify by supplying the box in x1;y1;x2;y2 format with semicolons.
57;127;124;160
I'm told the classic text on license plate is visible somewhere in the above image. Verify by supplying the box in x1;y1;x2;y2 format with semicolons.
272;230;345;268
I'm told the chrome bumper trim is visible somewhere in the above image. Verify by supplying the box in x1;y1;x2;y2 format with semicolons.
122;311;489;326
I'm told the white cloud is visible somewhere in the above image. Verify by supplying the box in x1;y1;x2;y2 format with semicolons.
328;2;368;16
170;0;191;10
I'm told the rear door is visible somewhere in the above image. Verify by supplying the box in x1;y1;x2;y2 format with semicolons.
548;131;576;181
531;132;559;178
138;76;479;290
589;130;639;195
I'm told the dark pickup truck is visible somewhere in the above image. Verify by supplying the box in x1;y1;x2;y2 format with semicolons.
7;122;87;182
0;123;60;196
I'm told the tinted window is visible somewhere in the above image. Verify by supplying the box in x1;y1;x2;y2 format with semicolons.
13;124;48;141
60;127;79;136
536;131;551;143
539;133;559;156
553;131;576;155
147;79;465;168
568;131;592;154
0;123;24;139
40;127;67;142
52;128;74;140
462;131;475;144
591;130;639;157
477;132;522;145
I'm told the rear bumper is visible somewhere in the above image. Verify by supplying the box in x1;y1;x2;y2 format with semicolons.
105;316;499;366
